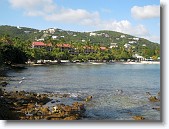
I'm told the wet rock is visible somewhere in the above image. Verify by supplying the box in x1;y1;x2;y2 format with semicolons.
152;107;160;111
39;106;51;115
115;89;123;95
146;92;151;96
46;112;65;119
72;102;85;111
62;105;72;112
0;81;8;87
85;96;92;102
48;117;62;120
64;115;78;120
27;103;36;109
149;96;160;102
132;116;145;120
0;90;86;120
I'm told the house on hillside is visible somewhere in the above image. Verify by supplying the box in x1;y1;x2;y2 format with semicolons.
90;32;97;36
124;43;131;49
52;36;58;40
109;43;118;48
133;37;139;41
32;42;52;51
48;28;55;34
128;41;137;44
120;35;126;38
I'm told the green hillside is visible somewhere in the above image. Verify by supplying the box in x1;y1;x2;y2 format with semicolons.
0;25;160;63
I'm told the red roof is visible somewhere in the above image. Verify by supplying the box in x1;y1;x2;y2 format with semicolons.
56;44;71;48
32;42;52;46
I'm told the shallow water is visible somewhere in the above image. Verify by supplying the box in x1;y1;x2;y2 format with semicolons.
5;63;160;120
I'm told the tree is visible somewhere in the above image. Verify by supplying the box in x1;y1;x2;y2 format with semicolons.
0;44;28;65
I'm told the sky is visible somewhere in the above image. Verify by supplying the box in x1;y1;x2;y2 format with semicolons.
0;0;160;43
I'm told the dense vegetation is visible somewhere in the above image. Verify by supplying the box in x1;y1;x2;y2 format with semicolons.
0;25;160;66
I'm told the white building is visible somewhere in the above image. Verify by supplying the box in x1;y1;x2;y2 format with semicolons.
133;54;145;61
48;28;55;34
121;35;126;38
52;36;58;39
133;37;139;41
124;43;131;49
82;39;86;42
110;43;118;48
90;32;97;36
129;41;137;44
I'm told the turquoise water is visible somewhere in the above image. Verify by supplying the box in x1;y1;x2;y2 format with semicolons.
5;63;160;120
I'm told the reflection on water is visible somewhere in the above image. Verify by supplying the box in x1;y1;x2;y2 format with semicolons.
5;63;160;120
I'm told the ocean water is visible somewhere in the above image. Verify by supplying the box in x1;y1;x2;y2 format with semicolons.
5;63;160;120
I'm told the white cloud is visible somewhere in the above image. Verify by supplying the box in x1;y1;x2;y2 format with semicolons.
8;0;155;41
144;35;160;43
44;8;100;25
8;0;99;24
131;5;160;19
96;20;149;37
9;0;56;16
9;0;53;10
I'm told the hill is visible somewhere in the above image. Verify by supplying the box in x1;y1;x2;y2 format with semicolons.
0;25;160;59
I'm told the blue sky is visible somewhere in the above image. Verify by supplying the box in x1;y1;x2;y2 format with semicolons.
0;0;160;43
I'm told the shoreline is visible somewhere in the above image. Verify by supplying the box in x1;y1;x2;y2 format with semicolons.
23;61;160;67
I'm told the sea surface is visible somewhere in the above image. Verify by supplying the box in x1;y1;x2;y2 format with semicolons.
5;63;160;120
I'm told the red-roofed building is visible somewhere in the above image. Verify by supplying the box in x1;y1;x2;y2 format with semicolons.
32;42;52;48
56;43;75;53
32;42;52;51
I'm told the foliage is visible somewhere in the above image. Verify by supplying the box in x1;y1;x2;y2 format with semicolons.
0;43;28;65
0;25;160;63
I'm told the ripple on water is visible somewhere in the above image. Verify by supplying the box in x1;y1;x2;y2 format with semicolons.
5;64;160;120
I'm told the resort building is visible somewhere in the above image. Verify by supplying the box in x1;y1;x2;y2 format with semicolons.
56;44;74;53
32;42;52;48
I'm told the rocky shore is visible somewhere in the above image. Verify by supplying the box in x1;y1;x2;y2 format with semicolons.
0;75;160;120
0;89;87;120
